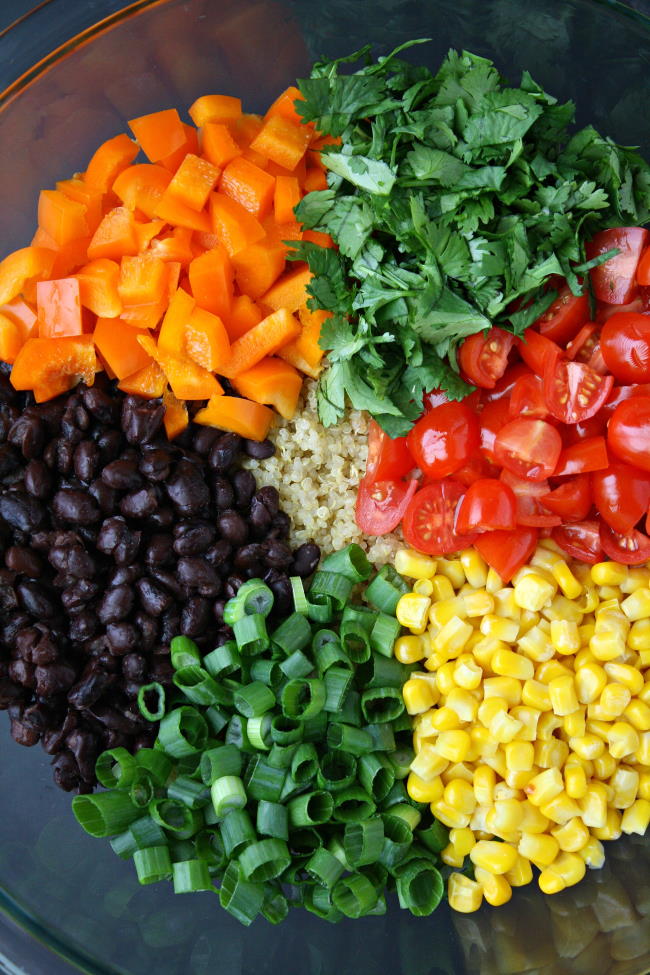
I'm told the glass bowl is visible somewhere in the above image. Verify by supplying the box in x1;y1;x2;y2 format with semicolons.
1;1;650;973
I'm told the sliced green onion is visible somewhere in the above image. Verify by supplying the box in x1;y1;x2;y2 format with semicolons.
391;711;414;734
323;666;353;712
367;894;387;916
175;752;202;779
72;793;139;838
313;638;351;673
288;826;322;857
311;628;339;651
326;723;373;756
364;653;411;689
379;814;413;869
316;749;357;792
240;838;291;882
278;771;304;803
172;858;212;893
288;790;334;827
158;706;208;758
359;753;395;802
220;808;256;858
167;775;208;810
219;861;264;926
225;714;253;752
365;722;396;753
281;677;326;721
199;744;242;785
340;621;371;663
271;612;312;654
290;743;318;784
365;565;408;614
389;746;415;780
305;847;345;888
418;821;449;854
233;613;269;655
332;873;378;918
133;846;172;885
129;768;155;808
239;580;274;617
279;649;313;679
360;861;388;890
327;835;351;870
339;689;363;727
95;748;137;789
169;837;198;863
344;817;385;867
301;710;328;742
388;803;422;831
261;885;289;924
173;666;222;706
290;576;309;615
245;756;286;802
341;604;377;633
270;715;303;745
210;775;247;818
361;686;405;724
332;785;376;823
382;780;408;808
309;571;353;610
134;748;173;787
233;681;276;717
256;800;288;840
306;593;334;623
148;798;202;838
268;742;298;770
137;682;166;721
370;613;402;657
170;635;201;670
321;544;371;583
249;658;282;687
194;829;226;873
304;885;343;922
396;859;444;916
246;714;273;750
203;642;241;679
110;816;167;859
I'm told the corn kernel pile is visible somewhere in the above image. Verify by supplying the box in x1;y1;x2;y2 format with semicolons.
393;542;650;913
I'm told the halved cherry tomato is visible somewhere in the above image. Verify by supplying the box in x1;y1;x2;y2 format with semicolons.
455;479;517;533
554;436;608;477
596;294;644;323
608;396;650;472
451;455;497;487
535;284;589;346
587;227;649;305
355;476;418;536
494;418;562;482
540;475;592;522
592;461;650;534
402;481;476;556
509;373;547;419
516;329;561;378
601;383;650;420
474;526;539;584
481;363;531;403
552;520;603;564
500;469;561;527
543;351;613;425
365;419;414;482
599;522;650;565
566;323;599;362
601;312;650;384
407;401;479;480
561;413;608;446
479;398;512;464
458;327;515;389
637;247;650;286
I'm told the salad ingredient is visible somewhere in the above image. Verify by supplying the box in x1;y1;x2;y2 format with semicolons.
534;285;589;347
543;354;613;425
406;401;479;480
608;397;650;472
455;480;517;534
394;540;650;912
402;482;476;557
473;527;539;584
355;476;418;537
600;313;650;384
458;329;515;390
0;375;319;792
494;418;562;482
293;44;650;433
73;550;446;925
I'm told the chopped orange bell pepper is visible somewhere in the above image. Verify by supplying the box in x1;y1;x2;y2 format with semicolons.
0;247;56;305
234;114;264;147
219;157;275;220
75;259;122;317
158;287;195;354
262;217;303;254
36;278;83;338
232;356;302;419
94;317;153;379
162;386;189;439
232;241;286;300
0;314;24;364
0;297;38;340
38;190;88;248
159;123;199;173
185;306;231;372
56;178;104;235
250;115;311;172
149;226;195;264
33;375;78;403
134;219;166;252
118;253;168;307
303;167;328;193
194;395;274;441
118;360;166;398
112;164;173;219
11;334;96;395
209;193;265;256
154;187;212;233
128;108;186;163
188;246;233;319
84;134;139;192
201;123;242;169
261;263;312;313
278;305;328;379
137;334;223;400
120;295;168;331
189;94;242;128
265;86;312;129
302;228;334;249
224;294;263;341
167;153;221;212
87;207;139;261
220;307;301;378
274;175;301;225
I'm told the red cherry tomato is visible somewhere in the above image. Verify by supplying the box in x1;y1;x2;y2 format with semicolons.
608;397;650;472
554;437;609;477
422;389;449;411
592;461;650;534
600;522;650;565
540;476;592;522
482;363;532;403
565;323;599;362
402;481;476;556
516;330;561;378
494;418;562;482
637;247;650;286
355;476;418;536
596;295;644;323
601;383;650;421
407;401;480;480
535;284;589;346
499;470;561;528
543;351;614;425
552;520;603;564
458;328;515;389
561;414;608;446
365;419;414;482
600;312;650;384
479;398;512;464
474;526;539;584
587;227;649;305
452;455;498;487
455;479;517;533
509;373;548;419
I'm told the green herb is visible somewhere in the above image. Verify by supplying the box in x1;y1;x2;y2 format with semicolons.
293;43;650;434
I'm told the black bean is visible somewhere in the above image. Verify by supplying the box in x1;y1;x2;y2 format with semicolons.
166;462;210;516
51;751;80;791
42;441;57;470
68;611;97;643
42;727;67;755
11;717;40;747
269;511;291;539
208;433;241;471
244;438;275;459
8;415;46;459
145;533;175;566
173;521;216;556
52;489;100;525
138;447;173;482
72;440;100;483
0;444;19;479
31;631;60;665
17;580;56;618
149;657;174;684
135;612;158;652
55;439;76;475
67;672;112;709
8;659;35;689
217;509;248;546
82;386;118;424
263;540;294;569
0;492;45;531
122;653;147;682
120;486;158;519
192;427;221;455
234;543;265;569
136;577;174;616
96;429;123;464
0;576;18;612
210;475;234;510
146;505;174;528
88;478;117;514
232;469;256;509
249;496;273;534
101;458;143;491
121;397;164;445
176;557;221;596
106;622;138;655
0;679;25;708
35;663;76;697
292;542;320;577
87;704;138;733
180;596;211;637
6;545;43;577
266;572;293;615
94;652;119;674
159;609;181;646
23;701;58;733
24;459;53;499
97;585;134;624
205;539;231;569
148;567;185;600
61;579;99;613
97;516;141;564
66;729;98;782
224;575;246;600
73;405;91;431
49;544;95;579
0;611;31;648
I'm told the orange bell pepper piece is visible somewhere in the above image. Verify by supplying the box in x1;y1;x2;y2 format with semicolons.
87;207;140;261
209;193;265;257
137;334;223;400
84;134;139;193
224;295;263;341
32;232;93;280
135;219;166;252
0;297;38;340
163;386;189;439
33;375;78;403
166;153;221;212
112;164;173;219
274;175;301;225
11;334;96;394
56;178;104;235
194;395;274;441
219;157;275;220
158;123;198;171
232;356;302;420
0;247;56;305
250;116;311;172
38;190;89;248
188;246;233;319
36;278;83;338
75;259;122;317
94;317;153;379
201;123;242;169
118;361;166;398
303;167;328;193
185;306;231;372
220;307;301;379
232;241;286;300
120;295;168;331
149;226;195;264
154;187;212;233
302;228;335;249
261;264;312;313
118;253;168;307
265;85;312;130
189;94;242;128
262;217;303;254
278;305;328;379
128;108;186;163
234;114;265;148
0;314;24;364
158;287;196;354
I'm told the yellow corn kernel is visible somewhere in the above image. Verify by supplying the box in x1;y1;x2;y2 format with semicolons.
549;675;579;716
619;566;650;592
629;618;650;651
536;659;573;683
578;587;599;613
621;587;650;621
453;655;482;692
579;835;605;869
579;782;608;828
505;855;533;888
478;697;509;729
410;745;449;782
413;578;434;597
550;619;581;656
551;816;590;853
445;688;479;724
609;662;645;695
470;726;497;759
441;762;474;785
518;608;541;636
518;831;559;866
592;751;617;780
590;630;627;662
505;768;536;791
636;731;650;765
430;706;461;732
435;730;471;764
432;617;474;658
563;709;587;739
490;710;524;744
460;549;488;588
513;572;557;612
568;733;605;762
444;778;476;815
541;792;582;825
402;678;436;715
598;584;621;600
505;740;534;773
543;594;584;625
473;765;496;805
621;798;650;835
394;634;426;664
436;557;466;589
449;827;476;857
575;662;608;704
430;576;454;603
407;772;444;804
591;561;627;586
470;840;518;875
519;801;551;834
493;587;521;622
474;866;513;906
447;872;483;913
435;662;457;698
592;807;622;841
429;598;467;630
462;589;494;619
395;548;437;580
574;647;596;668
564;764;588;800
599;682;632;719
441;842;465;868
517;626;555;663
534;738;569;770
610;766;639;808
521;679;552;711
491;647;534;682
625;701;650;736
537;711;563;740
479;615;520;642
525;767;564;807
431;799;470;830
553;851;587;888
396;593;431;633
484;566;503;594
641;682;650;705
483;676;522;707
486;798;524;834
607;722;640;760
551;560;583;599
538;868;566;894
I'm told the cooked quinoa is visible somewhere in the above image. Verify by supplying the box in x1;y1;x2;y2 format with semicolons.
246;380;403;564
